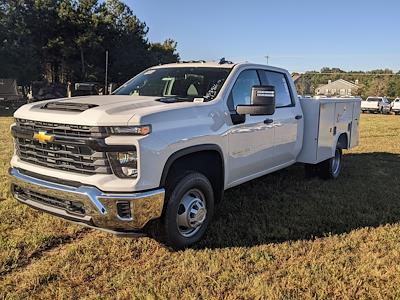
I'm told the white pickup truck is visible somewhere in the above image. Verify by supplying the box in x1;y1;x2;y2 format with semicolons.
391;98;400;114
9;62;361;249
361;96;391;114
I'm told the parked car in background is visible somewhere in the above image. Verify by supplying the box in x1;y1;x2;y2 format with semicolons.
0;79;26;116
30;81;67;102
361;97;391;114
74;82;100;96
391;98;400;115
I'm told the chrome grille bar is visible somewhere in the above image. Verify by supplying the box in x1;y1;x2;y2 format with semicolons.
15;118;106;138
14;119;112;175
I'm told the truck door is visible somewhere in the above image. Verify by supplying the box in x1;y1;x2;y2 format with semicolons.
227;69;276;185
260;70;302;165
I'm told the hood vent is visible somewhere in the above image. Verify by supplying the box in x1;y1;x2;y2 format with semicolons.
41;101;98;112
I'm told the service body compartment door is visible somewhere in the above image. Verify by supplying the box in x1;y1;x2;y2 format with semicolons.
334;102;354;138
317;102;335;162
298;98;361;165
296;99;319;163
350;101;361;147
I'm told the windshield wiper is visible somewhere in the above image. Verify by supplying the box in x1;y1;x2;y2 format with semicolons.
157;96;193;103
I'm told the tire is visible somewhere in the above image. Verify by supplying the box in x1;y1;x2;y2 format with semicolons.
154;172;214;250
318;148;342;179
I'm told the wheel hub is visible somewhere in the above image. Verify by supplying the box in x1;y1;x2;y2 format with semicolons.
177;189;207;237
188;200;207;227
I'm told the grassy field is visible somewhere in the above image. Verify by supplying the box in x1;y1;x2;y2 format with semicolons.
1;114;400;299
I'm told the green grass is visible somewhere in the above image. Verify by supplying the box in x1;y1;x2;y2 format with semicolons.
1;114;400;299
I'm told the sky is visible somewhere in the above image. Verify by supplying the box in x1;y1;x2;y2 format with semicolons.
127;0;400;73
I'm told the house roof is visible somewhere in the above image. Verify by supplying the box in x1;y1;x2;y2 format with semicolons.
292;74;302;83
317;79;358;90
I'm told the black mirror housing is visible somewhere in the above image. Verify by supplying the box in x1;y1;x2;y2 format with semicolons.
236;85;275;116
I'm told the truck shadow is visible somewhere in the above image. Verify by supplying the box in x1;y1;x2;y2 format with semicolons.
197;152;400;250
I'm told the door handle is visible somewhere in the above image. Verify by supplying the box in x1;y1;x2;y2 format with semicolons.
264;118;274;124
295;115;303;120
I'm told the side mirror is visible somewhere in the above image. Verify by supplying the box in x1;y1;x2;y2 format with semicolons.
236;85;275;116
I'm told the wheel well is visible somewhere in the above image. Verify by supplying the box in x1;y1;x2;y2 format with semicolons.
161;148;224;203
337;133;349;149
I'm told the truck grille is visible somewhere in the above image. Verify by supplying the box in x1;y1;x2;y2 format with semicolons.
14;119;111;175
15;118;103;138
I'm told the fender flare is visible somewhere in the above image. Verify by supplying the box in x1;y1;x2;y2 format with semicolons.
333;132;349;154
159;144;225;187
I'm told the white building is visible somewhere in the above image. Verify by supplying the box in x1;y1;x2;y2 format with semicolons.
316;79;359;96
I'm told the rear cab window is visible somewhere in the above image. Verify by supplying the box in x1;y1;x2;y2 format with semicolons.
227;68;294;112
259;70;294;108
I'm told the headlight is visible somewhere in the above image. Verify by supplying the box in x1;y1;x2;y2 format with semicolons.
108;151;138;178
108;125;151;136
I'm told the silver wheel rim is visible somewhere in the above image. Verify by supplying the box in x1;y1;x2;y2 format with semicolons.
331;149;341;175
176;188;207;238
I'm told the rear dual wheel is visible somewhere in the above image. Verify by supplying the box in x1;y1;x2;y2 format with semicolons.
305;147;343;180
318;148;342;179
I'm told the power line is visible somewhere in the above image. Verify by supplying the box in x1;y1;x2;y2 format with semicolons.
105;50;109;95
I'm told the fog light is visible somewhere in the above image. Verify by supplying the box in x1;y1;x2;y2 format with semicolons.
117;152;135;165
121;166;137;177
117;201;132;220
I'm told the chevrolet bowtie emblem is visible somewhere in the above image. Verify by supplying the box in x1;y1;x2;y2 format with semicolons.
33;131;55;144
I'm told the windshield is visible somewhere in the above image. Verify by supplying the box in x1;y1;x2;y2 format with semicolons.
367;97;382;102
114;67;232;101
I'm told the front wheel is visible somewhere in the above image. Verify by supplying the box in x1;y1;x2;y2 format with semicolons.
154;172;214;250
318;148;342;179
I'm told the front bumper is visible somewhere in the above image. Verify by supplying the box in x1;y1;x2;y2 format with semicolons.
9;168;165;235
361;107;379;112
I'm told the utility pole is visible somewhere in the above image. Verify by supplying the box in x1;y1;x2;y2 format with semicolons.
105;50;109;95
265;55;269;65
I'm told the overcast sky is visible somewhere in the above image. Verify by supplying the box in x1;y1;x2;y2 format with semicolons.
128;0;400;72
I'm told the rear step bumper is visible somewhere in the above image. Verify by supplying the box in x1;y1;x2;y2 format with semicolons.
9;168;165;234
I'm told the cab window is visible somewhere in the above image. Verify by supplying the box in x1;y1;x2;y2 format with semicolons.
261;71;293;108
228;70;260;111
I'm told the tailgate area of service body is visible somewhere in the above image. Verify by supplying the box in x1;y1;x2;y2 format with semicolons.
297;98;361;164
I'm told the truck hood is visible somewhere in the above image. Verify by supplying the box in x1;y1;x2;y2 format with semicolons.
14;95;194;126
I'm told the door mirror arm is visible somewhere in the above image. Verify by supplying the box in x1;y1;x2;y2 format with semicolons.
230;113;246;125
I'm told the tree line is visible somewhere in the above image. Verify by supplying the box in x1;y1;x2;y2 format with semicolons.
294;67;400;99
0;0;180;93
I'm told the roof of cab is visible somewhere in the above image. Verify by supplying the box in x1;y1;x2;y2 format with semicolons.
151;61;235;69
150;61;289;74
